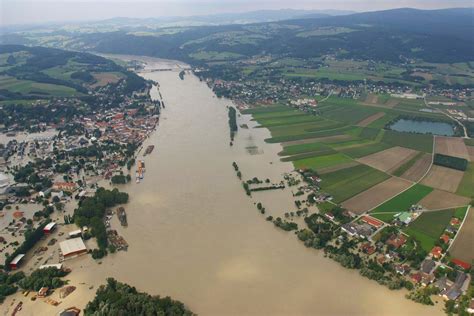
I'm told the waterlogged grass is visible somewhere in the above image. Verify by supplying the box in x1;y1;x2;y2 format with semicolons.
373;184;433;213
404;208;455;252
293;153;353;171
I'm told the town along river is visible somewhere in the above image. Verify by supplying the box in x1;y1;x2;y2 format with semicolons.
65;56;444;316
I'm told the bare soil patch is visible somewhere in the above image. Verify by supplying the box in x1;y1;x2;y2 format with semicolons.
341;177;412;214
401;153;432;182
419;190;470;210
421;165;464;192
466;146;474;161
91;72;122;88
357;112;385;127
450;208;473;263
384;99;400;108
435;136;471;161
365;94;378;104
357;146;418;173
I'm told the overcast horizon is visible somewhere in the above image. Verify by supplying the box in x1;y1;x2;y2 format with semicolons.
1;0;473;26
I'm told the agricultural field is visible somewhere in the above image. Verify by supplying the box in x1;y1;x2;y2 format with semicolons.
418;190;470;210
435;136;471;161
341;177;412;214
403;208;455;252
392;152;425;176
357;146;419;173
339;142;392;158
0;75;79;97
382;130;434;153
372;184;433;214
456;162;474;198
278;141;332;156
189;51;244;61
293;153;353;171
91;72;123;88
449;206;473;263
421;165;465;193
399;153;432;182
319;164;390;203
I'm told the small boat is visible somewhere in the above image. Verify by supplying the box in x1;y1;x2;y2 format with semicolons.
136;178;140;184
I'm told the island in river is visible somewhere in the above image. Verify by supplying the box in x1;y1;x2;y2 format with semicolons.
2;55;444;316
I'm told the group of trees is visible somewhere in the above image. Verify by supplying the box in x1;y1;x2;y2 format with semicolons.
17;267;68;291
434;153;468;171
0;271;24;303
73;188;128;256
84;278;195;315
228;107;238;141
4;220;51;270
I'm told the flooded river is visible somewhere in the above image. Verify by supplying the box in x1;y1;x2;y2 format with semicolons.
9;56;443;315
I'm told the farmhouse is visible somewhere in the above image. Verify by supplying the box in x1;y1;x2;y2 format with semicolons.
430;246;443;259
451;258;471;271
43;222;57;234
59;238;87;259
10;254;25;270
386;234;407;249
361;215;383;229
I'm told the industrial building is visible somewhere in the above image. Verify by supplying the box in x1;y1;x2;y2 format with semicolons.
59;238;87;259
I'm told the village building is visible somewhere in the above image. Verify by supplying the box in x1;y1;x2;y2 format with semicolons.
43;222;57;234
53;182;77;192
59;238;87;259
10;254;25;270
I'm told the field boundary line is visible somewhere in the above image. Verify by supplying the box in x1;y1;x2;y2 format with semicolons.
418;134;436;183
446;204;471;253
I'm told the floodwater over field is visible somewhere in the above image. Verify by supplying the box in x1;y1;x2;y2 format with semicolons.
389;118;455;136
12;56;443;316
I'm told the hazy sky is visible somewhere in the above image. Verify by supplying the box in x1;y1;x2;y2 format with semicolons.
1;0;473;26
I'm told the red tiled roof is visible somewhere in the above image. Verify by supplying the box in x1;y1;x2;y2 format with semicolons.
451;258;471;270
362;215;383;228
440;234;450;244
430;246;443;258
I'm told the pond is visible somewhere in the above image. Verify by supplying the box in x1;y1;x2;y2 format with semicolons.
389;118;455;136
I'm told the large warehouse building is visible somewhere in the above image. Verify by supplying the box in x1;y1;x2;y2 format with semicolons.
59;238;87;259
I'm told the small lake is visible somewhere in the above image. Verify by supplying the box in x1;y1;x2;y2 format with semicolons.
389;119;455;136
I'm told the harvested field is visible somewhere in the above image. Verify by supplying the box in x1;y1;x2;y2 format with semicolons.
357;146;418;173
365;94;378;104
418;190;470;210
435;136;471;161
91;72;122;88
318;161;359;175
467;146;474;161
342;177;412;214
400;153;432;182
385;99;400;108
449;207;473;263
357;112;385;127
282;134;351;146
421;165;464;192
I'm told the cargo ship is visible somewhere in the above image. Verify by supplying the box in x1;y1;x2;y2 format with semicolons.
144;145;155;156
117;207;127;227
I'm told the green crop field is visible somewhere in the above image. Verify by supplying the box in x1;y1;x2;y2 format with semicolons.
265;126;356;143
404;208;455;252
0;75;79;97
320;164;390;203
279;142;332;156
453;206;469;220
241;105;290;115
256;115;321;127
373;184;433;213
382;130;434;153
293;152;353;171
339;142;392;158
456;162;474;198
